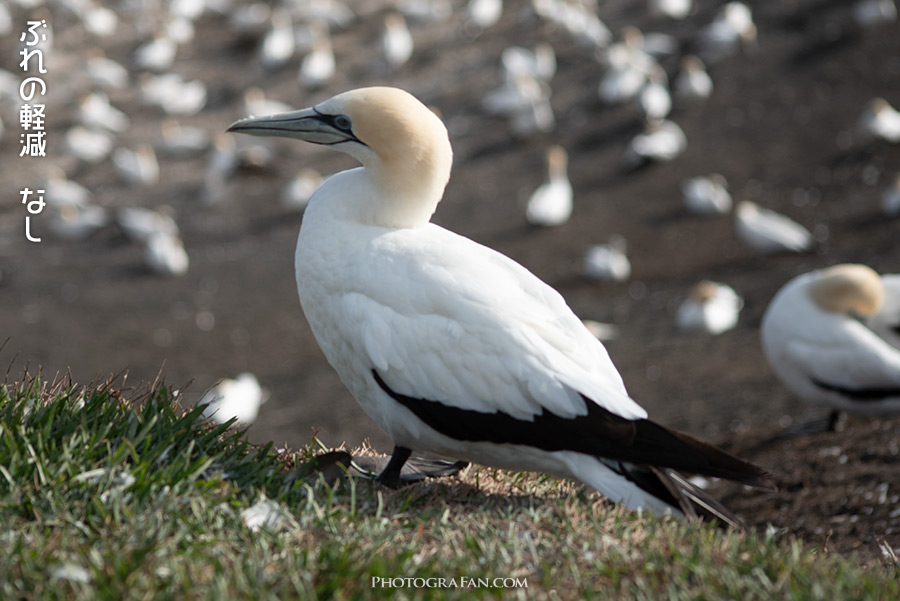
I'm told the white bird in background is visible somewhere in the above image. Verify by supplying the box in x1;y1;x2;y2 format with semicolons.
113;144;160;186
638;64;672;124
624;120;687;166
382;12;414;70
227;86;771;523
734;201;814;254
682;174;732;215
77;91;130;133
243;87;292;117
761;264;900;425
299;35;336;89
140;73;207;116
696;1;756;65
86;50;129;89
501;43;556;84
281;168;324;211
482;72;555;137
259;7;295;70
466;0;502;29
64;125;113;164
116;206;179;244
42;168;92;209
650;0;693;20
145;231;189;276
46;204;109;241
883;173;900;216
677;281;743;335
200;373;269;426
133;30;178;72
583;235;631;282
673;56;713;104
525;145;573;227
859;98;900;143
868;274;900;350
159;119;210;157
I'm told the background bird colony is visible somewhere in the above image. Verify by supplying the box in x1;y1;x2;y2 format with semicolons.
0;0;898;560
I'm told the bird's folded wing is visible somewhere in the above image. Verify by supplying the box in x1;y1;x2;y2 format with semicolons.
785;330;900;397
338;230;647;422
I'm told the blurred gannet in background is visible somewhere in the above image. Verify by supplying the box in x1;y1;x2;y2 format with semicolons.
133;30;178;72
64;126;113;164
677;281;743;335
466;0;502;29
598;34;652;105
734;201;814;254
159;119;211;157
638;64;672;124
116;206;179;244
624;120;687;166
46;204;109;241
583;235;631;281
482;73;554;137
883;174;900;216
145;231;189;276
86;50;129;89
673;56;712;104
382;12;414;70
868;274;900;349
650;0;693;19
853;0;898;27
531;0;611;48
243;87;292;117
501;43;556;84
227;2;271;39
78;91;130;133
259;7;295;70
525;146;573;227
141;73;207;115
696;1;756;65
858;98;900;143
200;373;268;426
42;168;92;208
113;144;160;186
761;264;900;428
397;0;453;22
227;86;772;523
299;35;336;88
281;168;324;211
682;174;732;215
82;2;118;37
202;134;240;204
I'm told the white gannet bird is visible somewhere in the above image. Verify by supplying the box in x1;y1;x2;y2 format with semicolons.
64;125;113;164
382;12;414;70
78;91;130;133
624;120;687;167
650;0;693;19
466;0;502;29
227;86;772;523
86;50;129;89
682;174;732;215
259;7;295;70
112;144;160;187
868;274;900;350
145;231;189;276
281;168;324;211
140;73;207;116
677;281;743;335
525;145;573;227
858;98;900;143
200;373;269;426
638;64;672;124
695;1;756;65
116;206;179;244
133;30;178;72
298;36;336;89
673;56;712;104
883;174;900;216
734;201;814;254
583;235;631;282
853;0;898;27
761;264;900;427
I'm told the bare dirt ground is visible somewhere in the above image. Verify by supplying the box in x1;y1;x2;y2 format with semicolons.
1;0;899;565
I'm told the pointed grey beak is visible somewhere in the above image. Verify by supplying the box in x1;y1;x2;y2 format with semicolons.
227;107;363;146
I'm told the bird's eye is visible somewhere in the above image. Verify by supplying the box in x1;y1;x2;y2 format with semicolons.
333;115;352;131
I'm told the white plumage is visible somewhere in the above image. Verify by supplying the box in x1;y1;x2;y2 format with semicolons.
201;373;268;426
682;174;732;215
868;274;900;350
734;201;813;254
761;264;900;416
677;281;743;335
525;146;573;227
228;86;770;522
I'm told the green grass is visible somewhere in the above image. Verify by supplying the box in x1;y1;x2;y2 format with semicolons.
0;375;897;600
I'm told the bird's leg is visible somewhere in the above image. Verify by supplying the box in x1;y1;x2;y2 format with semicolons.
375;445;412;489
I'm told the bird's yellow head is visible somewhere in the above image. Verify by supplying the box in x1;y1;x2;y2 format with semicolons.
228;86;453;227
807;264;884;316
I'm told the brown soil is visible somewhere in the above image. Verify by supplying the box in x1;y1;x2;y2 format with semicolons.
1;0;898;565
